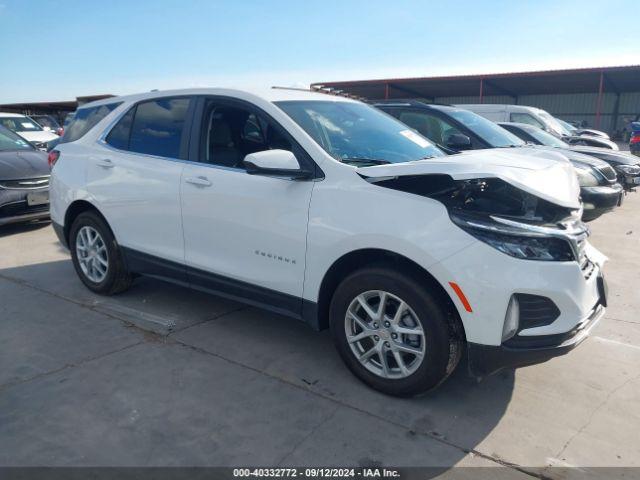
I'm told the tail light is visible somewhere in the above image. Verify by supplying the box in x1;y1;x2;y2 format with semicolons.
631;134;640;145
56;127;64;137
48;150;60;169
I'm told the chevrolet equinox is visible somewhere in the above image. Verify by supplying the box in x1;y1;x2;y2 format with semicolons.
49;88;608;396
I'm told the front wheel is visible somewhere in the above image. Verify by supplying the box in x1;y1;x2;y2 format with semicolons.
329;267;462;396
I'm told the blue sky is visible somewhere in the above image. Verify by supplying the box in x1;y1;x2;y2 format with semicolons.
0;0;637;103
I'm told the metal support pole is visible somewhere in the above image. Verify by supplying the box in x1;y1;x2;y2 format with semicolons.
611;93;621;137
384;83;389;100
479;78;484;103
595;71;604;129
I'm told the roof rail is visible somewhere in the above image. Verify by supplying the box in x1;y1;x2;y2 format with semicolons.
271;86;313;92
270;85;368;102
308;85;368;102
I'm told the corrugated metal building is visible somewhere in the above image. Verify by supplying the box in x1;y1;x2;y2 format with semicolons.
0;95;115;123
311;65;640;137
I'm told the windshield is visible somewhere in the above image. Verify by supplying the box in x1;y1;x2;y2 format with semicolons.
0;116;44;133
538;111;571;136
445;108;525;148
0;125;34;151
556;118;577;133
521;125;568;148
275;100;445;165
33;116;60;130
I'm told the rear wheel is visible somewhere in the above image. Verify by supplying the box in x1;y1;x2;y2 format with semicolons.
330;266;462;396
69;211;132;295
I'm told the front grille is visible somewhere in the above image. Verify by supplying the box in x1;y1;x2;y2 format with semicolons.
0;176;50;190
514;294;561;330
597;165;617;182
0;201;48;219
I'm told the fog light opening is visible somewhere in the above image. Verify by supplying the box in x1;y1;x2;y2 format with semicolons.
502;296;520;342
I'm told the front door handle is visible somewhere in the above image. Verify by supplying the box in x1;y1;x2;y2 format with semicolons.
96;158;114;168
185;176;212;187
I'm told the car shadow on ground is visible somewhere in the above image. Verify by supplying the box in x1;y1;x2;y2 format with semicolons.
0;219;51;238
0;258;515;470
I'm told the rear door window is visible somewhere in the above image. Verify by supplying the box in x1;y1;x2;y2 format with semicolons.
62;102;122;143
128;98;191;158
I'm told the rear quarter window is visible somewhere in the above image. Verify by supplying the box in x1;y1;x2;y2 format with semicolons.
61;102;122;144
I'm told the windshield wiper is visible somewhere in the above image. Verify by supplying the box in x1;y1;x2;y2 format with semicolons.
339;157;391;166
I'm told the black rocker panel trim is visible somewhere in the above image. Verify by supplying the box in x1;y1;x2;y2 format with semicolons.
120;247;322;329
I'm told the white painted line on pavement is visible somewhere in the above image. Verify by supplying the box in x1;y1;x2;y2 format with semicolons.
593;336;640;351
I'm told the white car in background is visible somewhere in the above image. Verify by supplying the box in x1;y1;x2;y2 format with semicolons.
0;113;59;150
458;104;619;150
49;88;607;396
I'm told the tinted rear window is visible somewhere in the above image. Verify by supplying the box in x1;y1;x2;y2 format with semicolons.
127;98;190;158
61;102;121;144
105;107;135;150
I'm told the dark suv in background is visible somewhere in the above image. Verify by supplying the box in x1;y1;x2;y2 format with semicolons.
500;121;640;191
375;101;623;221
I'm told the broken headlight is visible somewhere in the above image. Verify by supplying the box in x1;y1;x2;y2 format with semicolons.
440;178;587;262
450;212;576;261
368;175;587;262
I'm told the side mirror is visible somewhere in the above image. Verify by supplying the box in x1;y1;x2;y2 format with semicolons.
243;149;312;179
446;133;472;150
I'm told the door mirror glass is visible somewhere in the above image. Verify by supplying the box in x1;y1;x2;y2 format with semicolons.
446;133;472;150
243;149;311;179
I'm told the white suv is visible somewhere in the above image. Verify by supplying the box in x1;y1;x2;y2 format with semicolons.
50;88;608;396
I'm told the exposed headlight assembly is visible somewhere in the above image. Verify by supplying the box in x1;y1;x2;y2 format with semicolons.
615;164;640;175
440;178;588;262
450;211;587;261
370;175;588;262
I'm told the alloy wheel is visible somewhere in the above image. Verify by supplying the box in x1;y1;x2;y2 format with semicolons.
76;226;109;283
344;290;426;379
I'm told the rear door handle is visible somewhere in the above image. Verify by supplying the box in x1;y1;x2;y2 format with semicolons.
185;176;212;187
96;158;114;168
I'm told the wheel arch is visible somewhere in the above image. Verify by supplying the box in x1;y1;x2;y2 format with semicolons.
312;248;466;341
63;200;111;245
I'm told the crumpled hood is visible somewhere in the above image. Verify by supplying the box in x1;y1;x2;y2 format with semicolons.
567;135;618;150
357;148;581;209
0;150;50;180
577;129;609;139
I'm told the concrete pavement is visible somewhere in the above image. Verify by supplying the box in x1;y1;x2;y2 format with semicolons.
1;193;639;478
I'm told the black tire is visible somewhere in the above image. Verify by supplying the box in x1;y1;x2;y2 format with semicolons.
329;266;462;397
69;211;132;295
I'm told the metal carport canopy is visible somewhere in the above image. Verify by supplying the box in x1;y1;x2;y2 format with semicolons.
311;65;640;101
